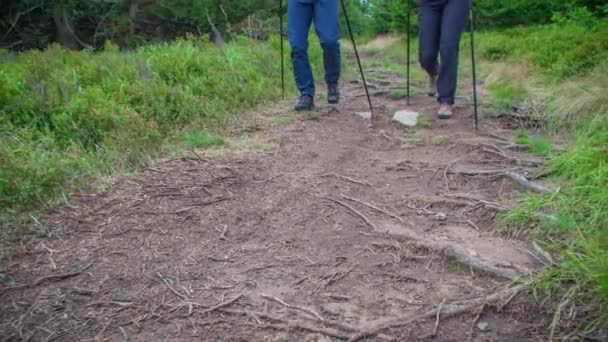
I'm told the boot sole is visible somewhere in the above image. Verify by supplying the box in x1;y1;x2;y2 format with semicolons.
437;113;452;119
294;106;315;112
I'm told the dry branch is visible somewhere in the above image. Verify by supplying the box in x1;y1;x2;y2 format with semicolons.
341;195;404;223
449;169;554;194
348;285;527;341
321;196;378;231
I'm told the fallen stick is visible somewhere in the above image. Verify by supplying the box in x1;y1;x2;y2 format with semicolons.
262;294;324;322
341;195;404;224
322;196;378;231
200;293;244;315
450;169;554;194
379;225;522;280
433;298;446;336
504;171;553;194
174;197;230;214
0;261;94;295
320;173;372;187
348;285;527;341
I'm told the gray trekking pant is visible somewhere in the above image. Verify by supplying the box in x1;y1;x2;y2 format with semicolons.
418;0;471;105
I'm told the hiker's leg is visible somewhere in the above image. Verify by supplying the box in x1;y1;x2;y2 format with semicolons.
288;0;315;97
437;0;470;105
314;0;341;87
418;1;442;77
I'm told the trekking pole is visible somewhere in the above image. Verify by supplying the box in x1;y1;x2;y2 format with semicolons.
469;3;479;129
279;0;285;99
406;0;411;106
340;0;374;119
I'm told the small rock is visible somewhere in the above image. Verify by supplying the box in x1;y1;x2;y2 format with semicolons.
392;110;420;127
477;322;490;331
356;111;372;120
432;212;447;221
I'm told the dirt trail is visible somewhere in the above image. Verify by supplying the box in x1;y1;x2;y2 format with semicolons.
0;50;554;341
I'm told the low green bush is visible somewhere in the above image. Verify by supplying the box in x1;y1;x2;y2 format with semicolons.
0;35;323;218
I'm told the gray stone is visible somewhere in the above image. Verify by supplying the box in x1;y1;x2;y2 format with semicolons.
355;111;372;120
393;110;420;127
432;212;447;221
477;322;490;331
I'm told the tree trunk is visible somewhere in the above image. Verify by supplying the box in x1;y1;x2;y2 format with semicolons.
53;5;77;49
128;0;139;35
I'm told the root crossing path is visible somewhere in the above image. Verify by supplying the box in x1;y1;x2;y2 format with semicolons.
1;56;554;341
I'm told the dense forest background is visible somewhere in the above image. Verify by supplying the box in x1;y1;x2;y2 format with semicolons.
2;0;607;50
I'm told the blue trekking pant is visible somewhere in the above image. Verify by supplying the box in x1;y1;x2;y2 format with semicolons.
288;0;341;97
418;0;471;105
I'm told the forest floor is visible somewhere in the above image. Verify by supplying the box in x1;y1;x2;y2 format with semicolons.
0;42;556;341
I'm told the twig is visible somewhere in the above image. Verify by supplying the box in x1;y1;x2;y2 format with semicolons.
324;265;355;289
467;303;486;342
467;220;481;230
480;145;540;167
348;285;527;341
433;298;446;336
532;241;556;266
443;193;509;212
320;173;372;187
219;225;229;241
261;294;324;321
0;261;94;295
341;195;404;224
144;272;189;300
3;5;41;39
321;196;378;231
174;197;229;214
449;169;554;194
200;293;243;315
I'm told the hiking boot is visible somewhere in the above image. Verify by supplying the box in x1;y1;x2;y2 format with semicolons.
437;103;453;119
427;74;438;97
294;94;314;111
327;83;340;104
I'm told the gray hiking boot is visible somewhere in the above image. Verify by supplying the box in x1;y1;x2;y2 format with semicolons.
437;103;453;119
327;83;340;104
428;74;438;97
294;94;314;111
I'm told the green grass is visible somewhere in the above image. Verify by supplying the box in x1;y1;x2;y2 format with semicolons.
488;82;526;110
515;131;554;158
182;131;226;149
415;116;430;129
0;34;325;225
503;119;608;335
478;19;608;336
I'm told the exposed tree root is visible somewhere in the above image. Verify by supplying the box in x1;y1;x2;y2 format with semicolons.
379;225;524;280
348;285;527;341
450;169;554;194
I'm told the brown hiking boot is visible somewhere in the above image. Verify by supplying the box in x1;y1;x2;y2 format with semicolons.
437;103;453;119
427;74;438;97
